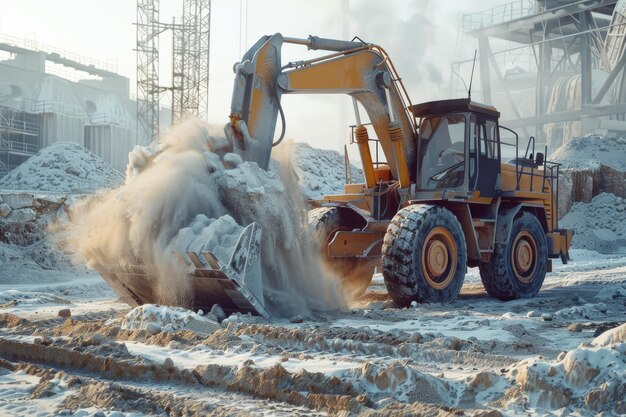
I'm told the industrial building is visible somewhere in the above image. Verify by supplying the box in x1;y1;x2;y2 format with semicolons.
455;0;626;150
0;34;171;176
0;0;210;177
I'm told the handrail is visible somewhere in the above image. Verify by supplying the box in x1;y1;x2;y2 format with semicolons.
0;118;39;134
0;140;39;153
499;125;562;229
1;101;132;128
498;125;520;189
349;123;387;167
0;106;39;135
0;32;119;74
520;136;536;192
462;0;534;32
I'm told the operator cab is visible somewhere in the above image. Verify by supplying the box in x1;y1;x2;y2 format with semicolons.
410;98;501;197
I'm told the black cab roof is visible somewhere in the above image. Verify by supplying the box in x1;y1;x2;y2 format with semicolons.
409;98;500;119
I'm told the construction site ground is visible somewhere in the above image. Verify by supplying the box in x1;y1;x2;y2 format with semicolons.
0;248;624;416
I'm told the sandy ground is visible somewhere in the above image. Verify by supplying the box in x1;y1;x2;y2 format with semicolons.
0;249;624;417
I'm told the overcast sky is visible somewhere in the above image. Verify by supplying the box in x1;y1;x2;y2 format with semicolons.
0;0;505;153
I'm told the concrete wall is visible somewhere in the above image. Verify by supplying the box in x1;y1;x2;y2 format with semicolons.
85;124;136;171
0;50;170;173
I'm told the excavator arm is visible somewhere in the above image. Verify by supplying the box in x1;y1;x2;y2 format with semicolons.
99;34;420;320
225;33;418;189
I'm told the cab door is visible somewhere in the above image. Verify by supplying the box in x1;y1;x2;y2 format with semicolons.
470;116;501;197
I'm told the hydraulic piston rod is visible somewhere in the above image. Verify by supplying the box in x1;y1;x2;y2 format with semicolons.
283;35;367;52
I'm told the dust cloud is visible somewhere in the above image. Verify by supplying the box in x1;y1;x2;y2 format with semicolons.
68;118;345;316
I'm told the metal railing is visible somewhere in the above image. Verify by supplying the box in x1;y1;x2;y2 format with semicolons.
0;32;119;74
28;100;87;118
87;112;132;129
462;0;535;32
0;98;87;119
349;123;388;168
498;126;562;229
44;61;102;83
0;140;39;154
1;101;133;133
0;113;39;135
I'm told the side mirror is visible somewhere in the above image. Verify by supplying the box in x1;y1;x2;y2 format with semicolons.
535;152;544;166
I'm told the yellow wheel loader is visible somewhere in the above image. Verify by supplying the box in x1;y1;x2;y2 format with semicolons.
97;33;573;316
222;33;572;307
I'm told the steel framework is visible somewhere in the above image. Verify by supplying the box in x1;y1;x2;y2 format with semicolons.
197;0;211;120
136;0;160;144
0;105;39;175
177;0;211;122
454;0;626;148
137;0;211;139
171;16;186;125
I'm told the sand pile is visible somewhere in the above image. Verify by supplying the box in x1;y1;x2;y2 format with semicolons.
287;143;363;200
0;241;59;285
560;193;626;253
0;193;70;245
0;142;123;193
69;119;344;317
551;134;626;217
551;134;626;171
507;322;626;414
0;192;82;284
0;235;81;285
120;304;220;334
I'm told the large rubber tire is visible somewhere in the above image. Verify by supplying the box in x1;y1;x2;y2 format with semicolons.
308;207;376;297
382;205;467;305
479;211;548;300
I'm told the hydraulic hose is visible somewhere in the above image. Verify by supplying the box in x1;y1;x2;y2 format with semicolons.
272;98;286;147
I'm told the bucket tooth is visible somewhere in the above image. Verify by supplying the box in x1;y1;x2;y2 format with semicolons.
201;251;222;270
187;251;206;269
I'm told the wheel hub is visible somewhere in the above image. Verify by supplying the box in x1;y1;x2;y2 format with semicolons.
426;240;448;277
511;230;537;284
421;227;457;290
515;240;533;272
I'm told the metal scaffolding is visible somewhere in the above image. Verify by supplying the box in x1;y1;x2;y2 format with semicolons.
137;0;211;138
170;16;186;125
0;106;39;175
136;0;160;145
197;0;211;120
175;0;211;123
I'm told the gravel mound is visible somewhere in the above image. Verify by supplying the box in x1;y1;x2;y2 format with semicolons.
509;322;626;414
560;193;626;253
290;143;363;199
551;134;626;217
0;237;79;285
120;304;220;334
551;134;626;171
0;142;124;193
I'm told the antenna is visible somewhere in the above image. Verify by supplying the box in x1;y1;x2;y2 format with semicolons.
468;49;477;100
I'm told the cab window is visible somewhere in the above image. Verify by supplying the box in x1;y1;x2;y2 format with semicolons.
418;114;466;189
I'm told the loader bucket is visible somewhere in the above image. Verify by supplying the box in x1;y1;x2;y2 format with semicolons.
94;222;270;319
